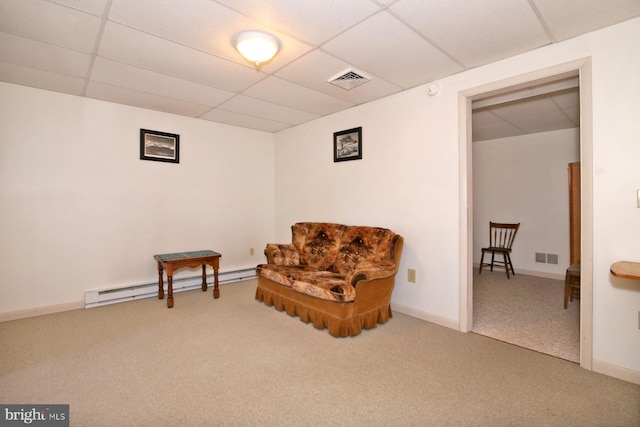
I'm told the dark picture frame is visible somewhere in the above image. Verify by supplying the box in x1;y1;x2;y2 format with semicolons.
140;129;180;163
333;127;362;162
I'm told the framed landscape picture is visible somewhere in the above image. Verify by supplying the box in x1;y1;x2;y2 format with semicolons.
333;127;362;162
140;129;180;163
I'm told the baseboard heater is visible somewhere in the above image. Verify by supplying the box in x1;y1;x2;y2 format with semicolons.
84;267;257;308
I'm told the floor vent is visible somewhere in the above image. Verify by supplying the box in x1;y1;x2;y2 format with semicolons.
328;68;371;90
84;268;256;308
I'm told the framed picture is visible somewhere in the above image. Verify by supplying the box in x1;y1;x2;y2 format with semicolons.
140;129;180;163
333;127;362;162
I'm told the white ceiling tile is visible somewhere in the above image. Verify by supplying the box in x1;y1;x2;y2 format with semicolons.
52;0;108;16
217;0;381;45
108;0;312;69
217;95;319;125
472;109;505;124
90;57;235;107
374;0;400;6
243;77;355;116
1;0;635;133
490;97;559;121
511;109;577;134
551;89;580;109
0;61;86;95
390;0;550;68
532;0;640;41
86;81;212;117
472;119;525;142
562;106;580;126
322;11;463;88
200;109;290;132
0;0;102;52
275;50;401;104
98;22;266;92
0;32;91;77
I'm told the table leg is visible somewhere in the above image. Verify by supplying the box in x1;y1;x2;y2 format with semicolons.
213;266;219;299
201;265;208;292
167;272;174;308
157;262;164;300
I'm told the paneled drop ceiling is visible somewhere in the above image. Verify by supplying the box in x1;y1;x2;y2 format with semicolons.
1;0;639;135
472;75;580;141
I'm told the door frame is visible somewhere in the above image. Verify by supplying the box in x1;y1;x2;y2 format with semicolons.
458;58;593;370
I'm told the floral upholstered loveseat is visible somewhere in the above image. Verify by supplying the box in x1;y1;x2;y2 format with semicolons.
255;222;404;337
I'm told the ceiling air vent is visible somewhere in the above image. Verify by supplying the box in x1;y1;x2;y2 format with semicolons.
328;68;371;90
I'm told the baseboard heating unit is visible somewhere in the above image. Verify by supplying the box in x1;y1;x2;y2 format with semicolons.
84;268;256;308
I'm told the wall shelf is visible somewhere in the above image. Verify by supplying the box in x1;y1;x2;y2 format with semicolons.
610;261;640;280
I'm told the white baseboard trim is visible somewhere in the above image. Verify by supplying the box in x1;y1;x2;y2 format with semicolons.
592;359;640;385
0;300;84;323
392;303;459;330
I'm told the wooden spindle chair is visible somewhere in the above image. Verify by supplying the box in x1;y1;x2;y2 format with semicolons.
479;222;520;279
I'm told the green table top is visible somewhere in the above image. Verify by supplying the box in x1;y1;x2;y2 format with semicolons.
154;250;221;261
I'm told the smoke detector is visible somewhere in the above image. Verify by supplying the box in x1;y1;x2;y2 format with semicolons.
327;68;371;90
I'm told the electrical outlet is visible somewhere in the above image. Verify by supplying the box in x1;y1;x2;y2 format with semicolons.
249;247;254;256
408;269;416;283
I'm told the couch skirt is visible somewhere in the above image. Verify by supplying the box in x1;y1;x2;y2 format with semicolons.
255;275;394;337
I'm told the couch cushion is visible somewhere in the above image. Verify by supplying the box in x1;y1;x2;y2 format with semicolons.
257;264;315;288
333;226;397;277
257;264;355;302
291;271;355;302
265;243;300;266
292;222;346;270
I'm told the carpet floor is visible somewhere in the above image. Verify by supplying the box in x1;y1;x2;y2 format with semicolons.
1;279;637;426
472;269;580;363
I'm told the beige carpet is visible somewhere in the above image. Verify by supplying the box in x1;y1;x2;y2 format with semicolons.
1;279;638;426
473;270;580;363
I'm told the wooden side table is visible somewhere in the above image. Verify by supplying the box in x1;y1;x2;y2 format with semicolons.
153;250;221;308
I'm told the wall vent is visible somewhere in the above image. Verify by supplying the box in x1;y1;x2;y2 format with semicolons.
328;68;371;90
535;252;559;264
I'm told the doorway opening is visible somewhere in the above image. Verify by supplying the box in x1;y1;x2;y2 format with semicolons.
458;58;594;370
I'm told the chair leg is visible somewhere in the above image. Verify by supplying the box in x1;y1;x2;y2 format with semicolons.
503;252;510;279
564;272;570;309
490;252;495;271
479;250;485;274
506;252;515;277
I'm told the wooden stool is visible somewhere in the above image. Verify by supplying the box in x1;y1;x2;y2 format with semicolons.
564;263;580;309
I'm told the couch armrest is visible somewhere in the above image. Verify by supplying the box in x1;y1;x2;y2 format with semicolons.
264;243;300;266
348;260;397;287
348;234;403;286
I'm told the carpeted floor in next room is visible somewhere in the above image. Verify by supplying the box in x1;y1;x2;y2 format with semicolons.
472;269;580;363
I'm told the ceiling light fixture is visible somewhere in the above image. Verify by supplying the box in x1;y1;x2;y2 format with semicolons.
232;31;281;70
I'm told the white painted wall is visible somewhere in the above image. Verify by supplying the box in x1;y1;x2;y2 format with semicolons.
473;128;580;277
0;83;275;315
274;19;640;376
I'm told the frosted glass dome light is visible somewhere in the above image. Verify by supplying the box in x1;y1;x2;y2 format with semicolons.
232;31;281;69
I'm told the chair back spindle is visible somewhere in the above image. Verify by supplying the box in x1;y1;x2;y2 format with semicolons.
489;222;519;250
